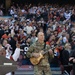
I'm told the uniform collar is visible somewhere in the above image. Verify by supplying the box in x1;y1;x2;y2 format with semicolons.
37;41;45;45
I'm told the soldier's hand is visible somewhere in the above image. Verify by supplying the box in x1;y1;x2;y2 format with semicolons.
40;50;44;54
32;53;40;58
49;49;53;55
49;49;54;58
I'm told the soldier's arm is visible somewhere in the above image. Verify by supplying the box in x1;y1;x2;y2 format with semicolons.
26;45;34;58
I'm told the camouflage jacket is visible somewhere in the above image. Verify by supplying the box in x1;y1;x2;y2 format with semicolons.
26;41;54;66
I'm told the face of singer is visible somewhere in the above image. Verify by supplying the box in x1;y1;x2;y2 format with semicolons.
38;32;44;43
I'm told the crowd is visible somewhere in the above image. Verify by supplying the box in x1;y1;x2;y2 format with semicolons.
0;3;75;75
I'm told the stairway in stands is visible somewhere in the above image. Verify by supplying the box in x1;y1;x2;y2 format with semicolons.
14;65;61;75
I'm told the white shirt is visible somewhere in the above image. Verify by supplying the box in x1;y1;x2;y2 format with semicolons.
12;48;20;61
26;26;33;34
64;12;71;20
6;48;20;75
10;9;14;15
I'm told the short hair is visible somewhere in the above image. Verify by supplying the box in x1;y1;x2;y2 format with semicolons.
37;32;44;37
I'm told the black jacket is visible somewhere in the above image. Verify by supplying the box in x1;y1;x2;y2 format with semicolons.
60;49;69;65
69;50;75;75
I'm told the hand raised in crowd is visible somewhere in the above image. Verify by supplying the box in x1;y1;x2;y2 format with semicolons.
16;43;20;48
73;59;75;63
69;57;75;63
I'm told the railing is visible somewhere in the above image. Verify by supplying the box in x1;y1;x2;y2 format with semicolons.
14;65;61;75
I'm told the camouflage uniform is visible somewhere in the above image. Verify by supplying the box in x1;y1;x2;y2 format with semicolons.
26;41;53;75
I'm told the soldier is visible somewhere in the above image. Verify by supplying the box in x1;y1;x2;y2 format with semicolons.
26;32;54;75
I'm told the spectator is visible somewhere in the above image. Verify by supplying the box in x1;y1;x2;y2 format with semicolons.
60;43;72;74
9;35;18;54
69;49;75;75
0;9;3;16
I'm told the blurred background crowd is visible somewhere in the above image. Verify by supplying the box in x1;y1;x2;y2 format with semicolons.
0;2;75;74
